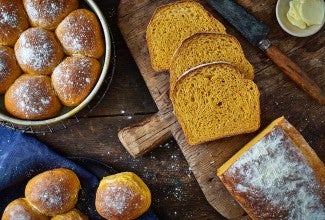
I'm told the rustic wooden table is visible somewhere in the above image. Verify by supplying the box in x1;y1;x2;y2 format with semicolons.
36;0;324;219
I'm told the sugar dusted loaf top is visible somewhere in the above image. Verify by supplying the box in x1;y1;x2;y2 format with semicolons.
218;117;325;219
146;0;226;72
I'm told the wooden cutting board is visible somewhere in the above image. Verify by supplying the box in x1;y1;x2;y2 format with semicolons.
117;0;325;218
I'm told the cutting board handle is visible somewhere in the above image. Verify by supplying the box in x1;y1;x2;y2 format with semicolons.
266;44;325;105
118;110;176;157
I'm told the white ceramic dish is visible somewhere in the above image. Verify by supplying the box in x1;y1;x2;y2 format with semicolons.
276;0;325;37
0;0;111;126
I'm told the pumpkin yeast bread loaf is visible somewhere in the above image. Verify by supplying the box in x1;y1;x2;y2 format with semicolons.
217;117;325;219
146;0;226;72
171;62;260;145
169;33;254;95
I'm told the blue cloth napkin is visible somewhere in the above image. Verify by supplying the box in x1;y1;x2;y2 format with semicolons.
0;126;157;220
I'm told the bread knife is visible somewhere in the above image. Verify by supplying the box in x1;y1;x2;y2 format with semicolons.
205;0;325;105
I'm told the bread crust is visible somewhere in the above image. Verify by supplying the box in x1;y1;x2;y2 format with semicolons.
95;172;151;220
2;198;49;220
218;117;325;219
0;46;22;94
51;209;88;220
25;168;81;216
52;56;101;107
5;74;62;120
14;27;64;75
0;0;30;46
55;9;104;58
23;0;79;30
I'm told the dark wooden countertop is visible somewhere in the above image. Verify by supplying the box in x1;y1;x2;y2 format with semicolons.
35;0;324;219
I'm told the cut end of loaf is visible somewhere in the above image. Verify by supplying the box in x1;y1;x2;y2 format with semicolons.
172;62;260;145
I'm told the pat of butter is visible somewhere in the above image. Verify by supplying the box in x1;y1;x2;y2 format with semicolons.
287;0;325;29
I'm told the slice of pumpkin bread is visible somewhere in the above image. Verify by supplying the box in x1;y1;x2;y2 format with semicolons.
146;0;226;72
169;33;254;96
171;62;260;145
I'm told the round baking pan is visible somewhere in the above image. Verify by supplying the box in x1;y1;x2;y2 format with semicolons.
0;0;112;129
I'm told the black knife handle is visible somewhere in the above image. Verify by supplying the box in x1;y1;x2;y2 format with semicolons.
266;45;325;105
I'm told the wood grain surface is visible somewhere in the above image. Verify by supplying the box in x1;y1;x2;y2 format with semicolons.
117;0;325;219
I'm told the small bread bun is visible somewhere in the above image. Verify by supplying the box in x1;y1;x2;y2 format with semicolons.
15;27;64;75
2;198;49;220
25;168;81;217
0;46;21;94
95;172;151;220
51;209;88;220
0;0;29;46
55;9;104;58
5;74;61;120
23;0;79;30
52;56;101;107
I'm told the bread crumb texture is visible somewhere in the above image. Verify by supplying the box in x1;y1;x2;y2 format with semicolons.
146;0;226;72
172;62;260;145
169;33;254;95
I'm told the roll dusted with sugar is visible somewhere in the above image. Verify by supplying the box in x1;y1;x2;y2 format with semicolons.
25;168;81;216
52;56;101;107
55;9;104;58
14;27;64;75
0;0;29;46
95;172;151;220
23;0;79;30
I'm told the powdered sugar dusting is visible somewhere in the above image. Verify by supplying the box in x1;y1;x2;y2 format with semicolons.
15;28;56;71
98;183;142;216
8;204;32;220
0;3;18;28
226;126;325;219
52;56;95;101
60;13;95;52
25;0;64;21
11;77;52;117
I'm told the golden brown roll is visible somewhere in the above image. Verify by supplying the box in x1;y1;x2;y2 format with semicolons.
0;46;21;94
95;172;151;220
51;209;88;220
23;0;79;30
4;74;61;120
52;56;101;107
0;0;29;46
2;198;49;220
55;9;104;58
25;168;81;217
15;27;64;75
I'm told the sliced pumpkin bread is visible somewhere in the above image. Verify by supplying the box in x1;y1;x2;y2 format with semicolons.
146;0;226;72
169;33;254;96
171;62;260;145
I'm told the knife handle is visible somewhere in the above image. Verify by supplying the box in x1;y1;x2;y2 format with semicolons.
265;45;325;105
